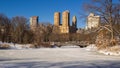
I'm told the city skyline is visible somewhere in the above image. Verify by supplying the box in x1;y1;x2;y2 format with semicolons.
0;0;119;28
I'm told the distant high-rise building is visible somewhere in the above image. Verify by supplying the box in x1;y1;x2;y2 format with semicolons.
72;16;77;28
54;12;60;26
30;10;77;34
86;13;100;29
30;16;39;31
62;10;69;27
53;10;77;33
71;16;77;33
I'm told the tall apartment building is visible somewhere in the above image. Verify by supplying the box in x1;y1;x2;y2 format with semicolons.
30;16;39;31
86;13;100;30
53;10;77;33
30;10;77;34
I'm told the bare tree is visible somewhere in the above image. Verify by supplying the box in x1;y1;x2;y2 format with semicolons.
11;16;29;43
0;13;11;42
84;0;120;45
33;23;53;46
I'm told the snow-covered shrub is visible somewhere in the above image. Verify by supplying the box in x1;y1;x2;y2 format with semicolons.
98;45;120;56
31;42;51;48
95;29;118;50
0;44;10;49
95;29;120;55
29;44;36;48
39;42;51;48
85;44;97;51
109;45;120;52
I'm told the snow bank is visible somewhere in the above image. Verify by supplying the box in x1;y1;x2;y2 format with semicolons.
61;45;80;48
85;44;97;51
86;44;120;56
98;46;120;56
0;42;34;49
10;44;35;49
98;50;120;56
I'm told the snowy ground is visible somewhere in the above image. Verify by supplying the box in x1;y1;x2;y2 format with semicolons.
0;47;120;68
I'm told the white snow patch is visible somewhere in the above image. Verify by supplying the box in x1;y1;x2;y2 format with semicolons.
98;49;120;56
98;50;120;56
0;41;34;49
85;44;97;51
61;45;80;48
85;44;120;56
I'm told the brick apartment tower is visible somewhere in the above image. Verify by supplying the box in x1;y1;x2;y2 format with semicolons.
61;10;70;33
30;16;39;31
53;10;70;33
54;12;60;26
53;10;77;33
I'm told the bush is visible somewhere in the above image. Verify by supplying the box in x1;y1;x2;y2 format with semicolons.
29;44;36;48
95;30;118;50
0;44;10;49
39;42;51;48
109;45;120;52
32;42;51;48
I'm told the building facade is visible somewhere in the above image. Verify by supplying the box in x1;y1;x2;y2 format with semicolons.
30;10;77;34
86;13;100;30
53;10;77;33
30;16;39;31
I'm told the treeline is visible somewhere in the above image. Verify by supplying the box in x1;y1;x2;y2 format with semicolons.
0;13;96;45
0;14;33;44
29;23;96;45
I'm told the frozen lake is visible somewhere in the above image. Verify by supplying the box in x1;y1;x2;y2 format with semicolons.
0;48;120;68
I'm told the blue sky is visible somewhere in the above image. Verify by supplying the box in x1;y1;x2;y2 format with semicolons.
0;0;119;28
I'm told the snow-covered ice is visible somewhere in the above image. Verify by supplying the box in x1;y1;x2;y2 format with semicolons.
0;47;120;68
